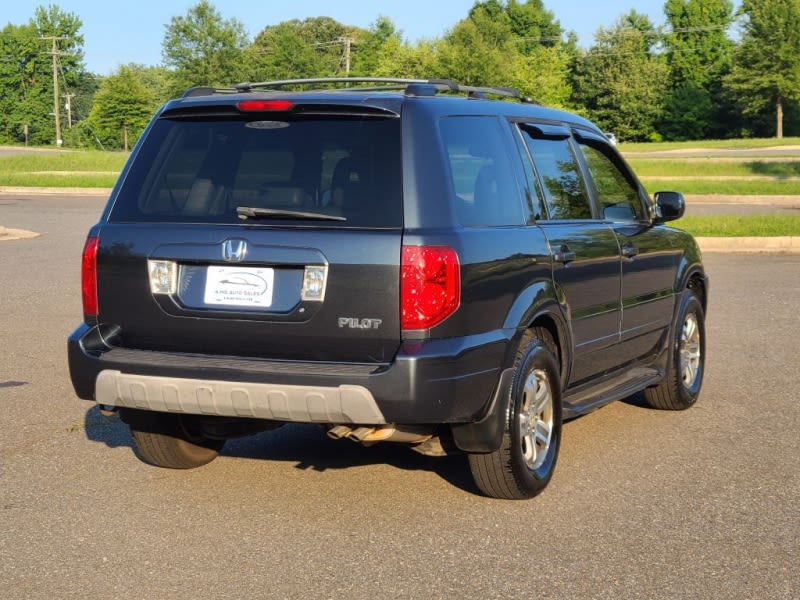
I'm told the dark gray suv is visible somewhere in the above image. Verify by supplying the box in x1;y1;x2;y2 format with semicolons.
68;78;708;499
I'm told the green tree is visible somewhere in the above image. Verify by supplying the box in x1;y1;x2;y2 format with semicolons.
350;16;400;76
725;0;800;138
433;1;570;103
0;5;85;146
246;21;325;81
162;0;249;93
245;17;361;81
125;64;175;109
572;11;668;141
0;22;41;144
434;6;514;86
505;0;563;51
660;0;734;139
374;37;437;79
86;65;152;151
508;45;572;107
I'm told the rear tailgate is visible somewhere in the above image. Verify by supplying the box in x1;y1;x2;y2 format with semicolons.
95;225;400;362
96;103;403;364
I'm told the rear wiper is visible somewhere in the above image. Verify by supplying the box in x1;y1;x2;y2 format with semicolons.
236;206;347;222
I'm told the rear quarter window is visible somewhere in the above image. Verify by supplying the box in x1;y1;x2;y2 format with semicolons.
439;116;525;227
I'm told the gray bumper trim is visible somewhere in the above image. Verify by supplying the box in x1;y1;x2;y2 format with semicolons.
95;369;387;424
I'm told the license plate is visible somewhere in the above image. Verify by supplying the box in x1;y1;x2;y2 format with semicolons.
203;266;274;308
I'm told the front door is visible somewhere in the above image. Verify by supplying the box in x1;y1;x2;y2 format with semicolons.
574;132;677;364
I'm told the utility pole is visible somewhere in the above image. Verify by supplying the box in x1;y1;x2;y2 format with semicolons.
42;36;67;146
344;37;352;77
336;37;354;77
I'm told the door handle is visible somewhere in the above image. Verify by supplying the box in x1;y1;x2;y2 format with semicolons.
622;244;639;258
553;245;577;264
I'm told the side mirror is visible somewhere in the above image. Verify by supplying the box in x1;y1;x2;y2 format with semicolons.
653;191;685;223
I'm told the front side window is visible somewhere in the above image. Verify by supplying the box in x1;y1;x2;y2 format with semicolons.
519;130;591;220
578;143;644;221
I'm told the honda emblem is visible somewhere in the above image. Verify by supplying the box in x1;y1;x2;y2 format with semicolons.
222;239;248;262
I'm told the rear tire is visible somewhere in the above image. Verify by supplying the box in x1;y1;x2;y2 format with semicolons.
645;290;705;410
122;409;224;469
468;328;562;500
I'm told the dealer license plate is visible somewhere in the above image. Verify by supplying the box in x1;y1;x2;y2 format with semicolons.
203;266;274;308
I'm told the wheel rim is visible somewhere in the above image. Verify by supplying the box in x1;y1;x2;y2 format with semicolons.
680;313;702;389
518;368;554;471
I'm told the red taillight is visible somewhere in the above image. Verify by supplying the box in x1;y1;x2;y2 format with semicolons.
401;245;460;330
81;236;99;317
237;99;294;112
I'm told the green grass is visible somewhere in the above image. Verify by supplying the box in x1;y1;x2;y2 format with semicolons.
0;150;125;187
628;159;800;178
0;150;127;171
620;137;800;153
671;215;800;237
0;173;119;187
641;179;800;195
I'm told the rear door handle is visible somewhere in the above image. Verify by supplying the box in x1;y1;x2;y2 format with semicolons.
554;245;577;264
622;243;639;258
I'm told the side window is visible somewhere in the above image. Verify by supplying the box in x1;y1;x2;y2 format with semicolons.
439;116;524;226
578;143;644;221
519;129;591;220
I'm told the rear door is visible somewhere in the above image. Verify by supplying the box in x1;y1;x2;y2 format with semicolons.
516;123;623;385
97;103;404;363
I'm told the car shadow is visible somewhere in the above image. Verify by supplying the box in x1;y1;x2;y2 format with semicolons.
226;424;480;494
83;405;134;448
619;391;650;409
82;406;480;495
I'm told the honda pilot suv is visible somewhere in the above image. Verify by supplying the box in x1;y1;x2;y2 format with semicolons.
68;78;708;499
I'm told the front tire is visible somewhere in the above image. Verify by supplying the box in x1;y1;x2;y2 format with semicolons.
468;329;562;500
121;409;224;469
645;290;706;410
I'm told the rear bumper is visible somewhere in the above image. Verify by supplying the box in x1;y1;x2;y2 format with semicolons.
94;369;387;424
68;323;513;425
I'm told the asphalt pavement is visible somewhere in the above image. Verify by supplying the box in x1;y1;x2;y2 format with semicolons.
0;194;799;599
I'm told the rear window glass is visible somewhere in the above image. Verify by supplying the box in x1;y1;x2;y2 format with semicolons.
110;115;402;227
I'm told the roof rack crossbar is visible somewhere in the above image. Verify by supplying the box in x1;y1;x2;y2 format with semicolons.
233;77;433;92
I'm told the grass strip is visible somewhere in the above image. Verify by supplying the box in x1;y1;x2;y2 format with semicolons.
0;173;118;188
628;159;800;178
0;150;127;172
619;137;800;153
671;215;800;237
641;179;800;195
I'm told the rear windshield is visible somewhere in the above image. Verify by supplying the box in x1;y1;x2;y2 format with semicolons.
109;115;402;227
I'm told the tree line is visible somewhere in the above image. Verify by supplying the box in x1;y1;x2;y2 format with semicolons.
1;0;799;151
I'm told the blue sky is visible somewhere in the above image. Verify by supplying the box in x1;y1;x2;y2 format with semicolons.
4;0;728;75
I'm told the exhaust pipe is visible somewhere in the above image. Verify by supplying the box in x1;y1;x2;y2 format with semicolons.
348;426;433;445
326;425;353;440
99;404;118;417
346;427;376;443
328;425;436;445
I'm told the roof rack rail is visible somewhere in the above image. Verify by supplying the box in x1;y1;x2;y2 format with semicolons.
229;77;536;103
181;86;237;98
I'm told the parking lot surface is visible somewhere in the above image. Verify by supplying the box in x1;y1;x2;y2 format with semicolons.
1;194;798;599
